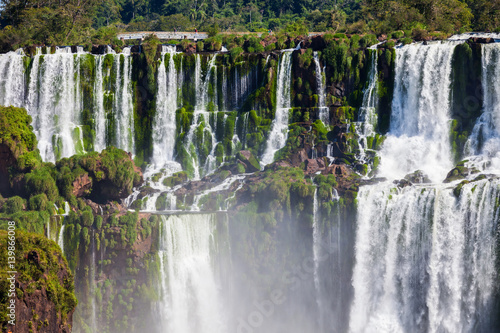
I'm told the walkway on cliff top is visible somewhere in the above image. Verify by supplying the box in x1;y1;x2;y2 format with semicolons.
117;31;323;40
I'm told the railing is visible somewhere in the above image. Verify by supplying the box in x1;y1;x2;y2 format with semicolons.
117;31;323;40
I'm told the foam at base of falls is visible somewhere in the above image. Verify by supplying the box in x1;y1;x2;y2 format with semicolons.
350;180;499;333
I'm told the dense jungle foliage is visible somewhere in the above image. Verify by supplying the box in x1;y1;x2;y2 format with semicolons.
0;0;498;51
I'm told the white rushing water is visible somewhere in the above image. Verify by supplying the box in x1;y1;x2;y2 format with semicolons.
58;224;65;254
153;45;179;165
350;40;500;333
261;50;293;166
156;214;226;333
93;55;106;152
350;180;499;333
378;42;457;182
0;49;25;108
113;47;135;153
354;50;379;172
313;51;328;125
0;46;135;161
312;188;323;329
28;47;83;161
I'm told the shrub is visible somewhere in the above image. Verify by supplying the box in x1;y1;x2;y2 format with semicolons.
3;196;25;214
28;193;49;211
230;47;243;61
24;167;59;201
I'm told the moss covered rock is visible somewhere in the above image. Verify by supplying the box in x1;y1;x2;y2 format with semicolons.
0;106;42;196
0;230;77;332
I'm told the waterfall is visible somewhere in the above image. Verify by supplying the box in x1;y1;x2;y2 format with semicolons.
0;49;25;108
378;42;457;182
58;224;65;254
25;47;84;161
350;180;499;332
261;50;293;166
465;43;500;171
191;174;246;211
312;188;323;330
156;214;226;333
90;230;97;332
153;45;179;165
314;51;328;125
93;55;106;152
183;55;219;178
354;50;378;173
113;47;134;154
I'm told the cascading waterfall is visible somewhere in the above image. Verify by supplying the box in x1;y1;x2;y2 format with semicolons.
314;51;328;125
28;47;83;161
113;47;135;153
312;188;323;329
350;181;499;333
93;55;106;152
0;46;135;161
156;214;226;333
354;49;378;171
350;40;500;333
58;224;65;254
261;50;293;166
0;49;25;108
153;45;179;165
378;42;457;182
465;43;500;170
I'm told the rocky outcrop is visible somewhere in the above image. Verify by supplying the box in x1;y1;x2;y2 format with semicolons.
237;150;260;172
72;173;93;197
443;160;480;183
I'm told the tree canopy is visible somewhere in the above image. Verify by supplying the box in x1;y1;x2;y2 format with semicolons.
0;0;498;50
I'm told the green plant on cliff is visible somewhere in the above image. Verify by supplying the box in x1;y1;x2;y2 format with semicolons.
0;230;77;331
0;105;41;172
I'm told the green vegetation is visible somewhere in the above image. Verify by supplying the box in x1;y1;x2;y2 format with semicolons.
0;230;77;329
1;0;498;51
0;106;41;171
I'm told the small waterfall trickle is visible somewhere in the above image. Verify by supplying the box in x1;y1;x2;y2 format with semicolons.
261;50;293;166
465;43;500;172
354;50;379;174
191;174;246;211
313;51;328;125
312;188;323;330
58;224;65;254
156;214;226;333
90;230;97;333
